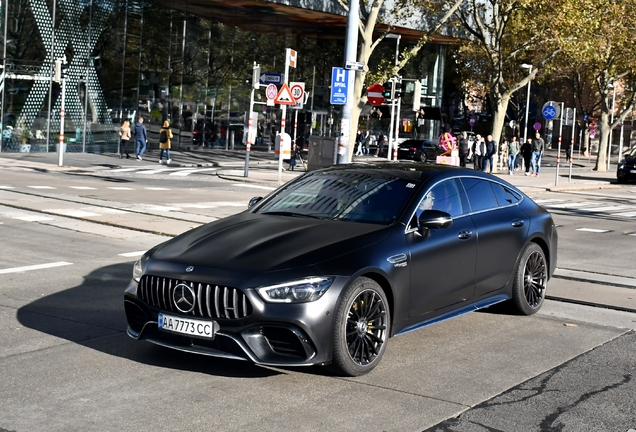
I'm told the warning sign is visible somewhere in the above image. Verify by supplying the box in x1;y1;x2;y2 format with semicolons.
275;83;297;105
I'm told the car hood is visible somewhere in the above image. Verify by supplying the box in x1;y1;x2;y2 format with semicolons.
150;213;390;272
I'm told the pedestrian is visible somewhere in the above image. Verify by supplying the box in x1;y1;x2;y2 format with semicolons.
355;130;364;156
458;131;469;167
472;134;484;170
531;132;545;176
482;134;497;173
119;119;131;159
363;130;370;155
158;120;173;164
289;143;298;170
375;132;386;157
508;136;520;175
499;137;508;172
134;117;148;160
521;138;533;176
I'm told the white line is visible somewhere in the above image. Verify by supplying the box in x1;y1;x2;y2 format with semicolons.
543;201;597;209
574;206;629;213
0;185;15;189
0;261;73;275
534;199;566;204
109;168;143;172
613;211;636;217
576;228;610;233
145;187;171;191
148;206;182;212
137;169;170;175
28;186;56;189
169;168;218;177
69;186;97;190
118;251;146;257
108;187;135;190
179;203;216;209
51;210;101;217
231;183;276;191
101;208;130;214
13;215;56;222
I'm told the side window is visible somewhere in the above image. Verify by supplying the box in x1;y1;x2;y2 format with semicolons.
491;182;522;206
460;177;498;212
416;179;464;221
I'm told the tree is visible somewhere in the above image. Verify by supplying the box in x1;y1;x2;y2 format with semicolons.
336;0;466;161
550;0;636;171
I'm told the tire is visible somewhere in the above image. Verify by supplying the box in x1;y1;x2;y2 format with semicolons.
329;277;390;376
511;243;547;315
419;152;427;163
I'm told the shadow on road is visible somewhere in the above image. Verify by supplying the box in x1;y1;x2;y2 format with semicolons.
16;262;280;378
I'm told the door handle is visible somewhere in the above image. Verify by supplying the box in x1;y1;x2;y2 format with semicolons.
458;230;473;240
512;219;525;227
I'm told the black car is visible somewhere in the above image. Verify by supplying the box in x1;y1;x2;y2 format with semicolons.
124;163;558;376
617;146;636;183
397;139;445;162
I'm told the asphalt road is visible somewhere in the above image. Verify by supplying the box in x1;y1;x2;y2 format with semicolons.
1;158;636;431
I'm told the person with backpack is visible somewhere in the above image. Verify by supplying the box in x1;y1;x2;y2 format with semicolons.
158;120;174;165
134;117;148;160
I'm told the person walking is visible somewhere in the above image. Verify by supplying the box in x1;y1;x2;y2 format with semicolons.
458;131;469;167
508;136;520;175
363;130;370;155
355;130;365;156
134;117;148;160
521;137;533;176
531;132;545;176
472;134;484;170
119;120;131;159
375;132;386;157
158;120;174;164
289;143;298;170
499;137;508;172
482;134;497;173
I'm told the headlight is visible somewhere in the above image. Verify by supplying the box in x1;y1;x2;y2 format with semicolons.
256;277;335;303
132;259;143;282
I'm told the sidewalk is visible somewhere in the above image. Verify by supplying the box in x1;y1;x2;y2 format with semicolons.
1;146;634;313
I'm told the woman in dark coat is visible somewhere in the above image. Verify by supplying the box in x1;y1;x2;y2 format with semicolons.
521;138;533;175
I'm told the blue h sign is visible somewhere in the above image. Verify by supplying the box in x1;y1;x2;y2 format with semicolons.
330;67;349;105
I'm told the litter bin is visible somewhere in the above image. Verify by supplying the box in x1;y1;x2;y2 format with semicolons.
307;137;337;171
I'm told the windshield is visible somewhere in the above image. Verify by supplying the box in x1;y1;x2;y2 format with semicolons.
627;147;636;158
255;171;420;224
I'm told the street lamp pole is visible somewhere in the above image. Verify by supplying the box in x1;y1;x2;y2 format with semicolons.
607;83;616;170
521;64;532;144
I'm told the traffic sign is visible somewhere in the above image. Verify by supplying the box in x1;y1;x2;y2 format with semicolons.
259;73;283;85
330;67;349;105
265;84;278;100
290;82;306;109
542;101;559;120
274;83;296;105
469;115;476;127
533;122;542;131
367;83;385;106
345;61;365;71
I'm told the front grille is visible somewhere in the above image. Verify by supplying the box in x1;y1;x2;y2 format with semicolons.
138;275;252;320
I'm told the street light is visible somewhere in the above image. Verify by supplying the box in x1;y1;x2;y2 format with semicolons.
607;82;616;170
385;33;401;161
521;64;533;144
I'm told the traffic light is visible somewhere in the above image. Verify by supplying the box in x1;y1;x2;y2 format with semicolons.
382;81;394;101
54;56;69;82
394;80;403;99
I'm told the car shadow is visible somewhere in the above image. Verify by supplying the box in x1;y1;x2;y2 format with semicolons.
16;262;280;378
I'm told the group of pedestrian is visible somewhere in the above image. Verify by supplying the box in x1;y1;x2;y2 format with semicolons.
119;117;173;164
463;131;544;176
469;134;497;173
355;130;371;156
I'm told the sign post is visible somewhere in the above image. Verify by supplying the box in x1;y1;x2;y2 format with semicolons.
555;102;564;186
278;48;297;184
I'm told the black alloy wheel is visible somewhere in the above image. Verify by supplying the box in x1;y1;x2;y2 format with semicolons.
419;152;427;163
330;277;390;376
511;243;547;315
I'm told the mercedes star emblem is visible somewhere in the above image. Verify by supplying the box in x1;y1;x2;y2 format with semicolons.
173;283;196;313
185;266;194;272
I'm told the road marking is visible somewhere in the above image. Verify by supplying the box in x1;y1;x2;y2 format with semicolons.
576;228;610;233
611;210;636;217
101;208;130;214
69;186;97;190
169;168;219;177
28;186;56;189
109;168;143;172
13;215;56;222
534;199;566;204
51;210;101;218
179;203;216;209
145;187;171;191
209;201;247;207
544;201;597;209
118;251;146;257
231;183;276;191
574;206;630;213
0;261;73;275
0;185;14;189
148;205;182;212
137;169;170;175
108;187;135;190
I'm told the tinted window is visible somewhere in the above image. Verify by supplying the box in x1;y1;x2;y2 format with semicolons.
491;182;522;206
416;179;464;221
460;178;498;212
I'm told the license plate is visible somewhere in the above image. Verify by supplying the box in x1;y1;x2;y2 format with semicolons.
630;170;636;173
158;313;216;339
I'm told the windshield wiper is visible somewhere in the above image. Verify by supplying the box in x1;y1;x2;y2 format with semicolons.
261;211;324;219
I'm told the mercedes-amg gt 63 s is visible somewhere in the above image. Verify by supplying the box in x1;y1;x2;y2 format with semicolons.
124;163;558;376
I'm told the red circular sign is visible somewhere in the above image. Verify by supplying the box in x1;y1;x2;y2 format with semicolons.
367;83;385;106
533;122;542;131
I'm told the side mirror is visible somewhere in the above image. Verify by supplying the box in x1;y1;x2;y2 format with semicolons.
248;196;263;208
417;209;453;236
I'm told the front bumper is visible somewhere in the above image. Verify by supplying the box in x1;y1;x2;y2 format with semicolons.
124;276;343;367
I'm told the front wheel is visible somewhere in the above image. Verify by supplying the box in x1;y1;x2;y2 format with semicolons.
511;243;548;315
329;277;390;376
419;152;427;163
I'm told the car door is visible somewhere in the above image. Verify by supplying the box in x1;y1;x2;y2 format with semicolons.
460;177;529;297
406;179;477;317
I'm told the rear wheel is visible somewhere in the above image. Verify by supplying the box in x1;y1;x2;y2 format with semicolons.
419;152;427;163
511;243;547;315
329;277;390;376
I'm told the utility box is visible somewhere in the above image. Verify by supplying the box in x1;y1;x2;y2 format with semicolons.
307;137;337;171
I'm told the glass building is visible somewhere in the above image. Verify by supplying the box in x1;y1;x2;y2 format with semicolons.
0;0;457;154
